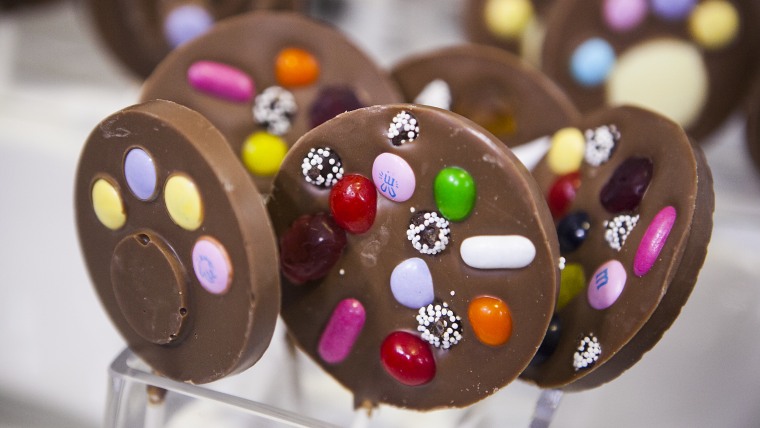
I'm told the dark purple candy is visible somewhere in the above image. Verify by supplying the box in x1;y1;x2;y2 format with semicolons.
529;314;561;367
600;157;653;213
280;212;347;284
557;211;591;253
309;86;364;129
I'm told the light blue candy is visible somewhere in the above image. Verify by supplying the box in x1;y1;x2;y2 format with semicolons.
390;258;434;309
124;148;156;201
570;38;616;87
163;5;214;49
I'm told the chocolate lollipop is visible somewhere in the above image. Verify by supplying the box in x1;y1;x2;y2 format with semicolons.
75;100;280;384
391;44;578;149
267;104;561;409
87;0;310;78
141;11;402;193
521;106;714;390
540;0;760;140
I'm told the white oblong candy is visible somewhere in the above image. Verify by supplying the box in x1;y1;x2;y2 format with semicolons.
460;235;536;269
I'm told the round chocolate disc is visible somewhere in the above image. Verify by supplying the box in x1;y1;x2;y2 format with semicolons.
391;44;578;148
521;106;714;390
141;11;402;193
540;0;760;140
267;104;560;409
75;100;280;384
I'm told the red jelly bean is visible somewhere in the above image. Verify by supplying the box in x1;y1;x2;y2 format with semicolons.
329;174;377;234
600;157;653;213
547;172;581;219
380;331;436;386
279;213;347;284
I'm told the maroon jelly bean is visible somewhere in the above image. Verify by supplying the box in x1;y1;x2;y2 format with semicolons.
280;212;347;284
600;157;653;213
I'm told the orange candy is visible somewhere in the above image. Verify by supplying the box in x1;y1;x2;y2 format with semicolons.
468;296;513;346
275;47;319;87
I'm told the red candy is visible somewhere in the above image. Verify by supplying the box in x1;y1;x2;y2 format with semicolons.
380;331;436;386
279;213;347;284
547;172;581;219
329;174;377;234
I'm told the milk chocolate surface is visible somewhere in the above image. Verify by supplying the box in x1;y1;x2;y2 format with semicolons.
267;104;560;409
141;12;401;193
391;44;578;148
75;100;280;384
521;106;714;390
87;0;308;77
540;0;760;140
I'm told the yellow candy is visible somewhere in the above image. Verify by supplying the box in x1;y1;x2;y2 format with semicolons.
241;131;288;176
689;0;739;50
557;263;586;311
164;174;203;231
547;127;585;175
92;178;126;230
484;0;534;39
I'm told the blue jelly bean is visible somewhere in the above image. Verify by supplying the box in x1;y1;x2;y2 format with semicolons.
570;38;616;87
651;0;696;21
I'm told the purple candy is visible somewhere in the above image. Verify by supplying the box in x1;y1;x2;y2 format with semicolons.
318;298;366;364
651;0;696;21
187;61;254;103
634;206;677;277
603;0;648;32
163;5;214;48
124;148;156;200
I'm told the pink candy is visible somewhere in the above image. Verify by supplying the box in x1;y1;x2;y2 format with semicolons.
187;61;254;102
318;298;366;364
634;206;677;277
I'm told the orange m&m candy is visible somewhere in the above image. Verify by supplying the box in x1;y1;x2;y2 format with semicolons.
468;296;513;346
275;47;319;87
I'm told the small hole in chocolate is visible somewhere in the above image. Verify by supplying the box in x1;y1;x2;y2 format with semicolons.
179;307;187;316
138;234;150;246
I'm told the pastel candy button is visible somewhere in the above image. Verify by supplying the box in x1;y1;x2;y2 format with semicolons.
164;174;203;231
483;0;535;39
651;0;696;21
390;258;434;309
124;148;157;200
547;127;586;175
372;153;415;202
689;0;739;50
434;167;476;221
187;60;254;103
460;235;535;269
318;298;366;364
92;178;126;230
192;237;232;294
634;206;676;277
603;0;648;32
163;4;214;48
587;260;626;310
570;38;616;87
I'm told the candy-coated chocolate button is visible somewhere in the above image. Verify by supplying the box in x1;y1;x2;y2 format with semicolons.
192;237;233;294
548;172;581;219
380;331;436;386
124;148;157;201
557;263;586;310
468;296;513;346
241;132;288;177
372;153;415;202
187;60;254;102
483;0;535;39
600;157;653;213
634;206;676;276
434;167;476;221
390;258;434;309
318;298;366;364
651;0;696;21
689;0;739;50
460;235;535;269
570;38;616;87
163;4;213;48
164;174;203;231
587;260;626;310
92;178;126;230
547;127;586;175
329;174;377;234
280;213;347;284
275;47;319;87
603;0;648;32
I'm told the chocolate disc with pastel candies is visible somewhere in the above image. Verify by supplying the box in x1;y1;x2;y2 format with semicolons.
521;106;714;390
747;76;760;174
267;104;561;409
141;11;402;193
75;100;280;384
87;0;310;77
540;0;760;139
391;44;579;149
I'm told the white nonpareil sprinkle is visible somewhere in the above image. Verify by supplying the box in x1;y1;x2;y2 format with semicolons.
416;302;462;350
387;110;420;145
603;214;639;251
584;124;619;167
573;334;602;371
253;86;297;135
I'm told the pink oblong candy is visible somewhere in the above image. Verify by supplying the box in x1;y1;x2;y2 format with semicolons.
603;0;648;32
187;61;254;102
372;152;416;202
318;298;366;364
587;260;626;310
634;206;677;277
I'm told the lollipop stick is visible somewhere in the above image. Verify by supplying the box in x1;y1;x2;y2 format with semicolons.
529;389;564;428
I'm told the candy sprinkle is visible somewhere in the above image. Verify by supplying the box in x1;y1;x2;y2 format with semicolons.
584;124;620;166
253;86;297;136
573;333;602;371
604;214;639;251
302;147;344;188
416;302;462;350
407;211;450;255
387;110;420;146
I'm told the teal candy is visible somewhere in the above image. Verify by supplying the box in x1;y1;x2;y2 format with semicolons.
434;167;476;221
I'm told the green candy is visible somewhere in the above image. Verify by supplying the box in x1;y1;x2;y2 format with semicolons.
434;167;476;221
557;263;586;311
